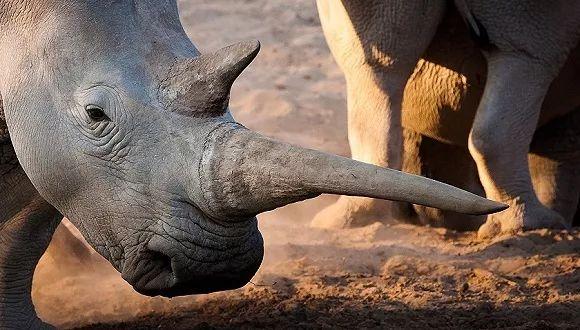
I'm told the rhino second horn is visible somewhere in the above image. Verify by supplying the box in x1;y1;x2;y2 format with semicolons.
196;123;508;220
167;40;261;115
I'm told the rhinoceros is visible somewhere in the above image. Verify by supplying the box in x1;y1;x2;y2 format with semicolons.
0;0;504;327
313;0;580;238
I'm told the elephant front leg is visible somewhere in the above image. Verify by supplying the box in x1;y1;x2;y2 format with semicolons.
311;0;445;228
0;194;60;329
469;56;567;239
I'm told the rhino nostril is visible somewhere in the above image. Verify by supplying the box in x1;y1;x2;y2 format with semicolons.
148;250;173;275
123;245;179;297
146;237;177;281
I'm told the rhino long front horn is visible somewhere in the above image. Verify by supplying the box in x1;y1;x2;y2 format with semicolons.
163;40;260;115
195;123;508;220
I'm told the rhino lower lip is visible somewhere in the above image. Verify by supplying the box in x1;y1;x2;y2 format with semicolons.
173;274;255;296
137;273;257;297
123;230;264;297
130;253;261;297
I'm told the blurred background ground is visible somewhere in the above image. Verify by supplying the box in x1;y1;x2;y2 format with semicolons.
33;1;580;328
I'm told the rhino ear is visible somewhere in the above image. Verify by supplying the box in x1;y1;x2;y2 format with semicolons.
163;40;260;115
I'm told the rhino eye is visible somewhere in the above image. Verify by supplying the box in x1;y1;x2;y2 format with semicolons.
85;105;109;122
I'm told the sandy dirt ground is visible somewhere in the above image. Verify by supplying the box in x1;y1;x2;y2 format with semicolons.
32;1;580;328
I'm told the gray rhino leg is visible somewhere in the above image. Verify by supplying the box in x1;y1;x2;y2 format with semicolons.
529;109;580;227
1;120;60;328
402;129;486;231
470;55;566;239
402;114;580;231
312;0;445;228
401;108;580;231
463;2;580;239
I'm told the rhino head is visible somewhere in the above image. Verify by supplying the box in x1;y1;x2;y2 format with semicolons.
0;1;505;297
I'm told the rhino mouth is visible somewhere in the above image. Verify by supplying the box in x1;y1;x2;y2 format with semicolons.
128;256;261;297
120;220;264;297
121;249;176;295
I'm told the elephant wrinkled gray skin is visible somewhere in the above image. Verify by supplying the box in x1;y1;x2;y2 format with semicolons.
0;1;504;327
314;0;580;238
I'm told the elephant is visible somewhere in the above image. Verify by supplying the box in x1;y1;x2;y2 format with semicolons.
313;0;580;238
0;0;505;327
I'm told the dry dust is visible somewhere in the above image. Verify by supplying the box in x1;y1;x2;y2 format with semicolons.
32;0;580;329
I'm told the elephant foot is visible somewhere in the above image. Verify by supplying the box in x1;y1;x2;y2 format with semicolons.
478;199;567;240
311;196;394;229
